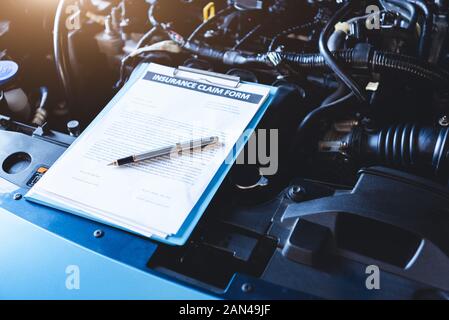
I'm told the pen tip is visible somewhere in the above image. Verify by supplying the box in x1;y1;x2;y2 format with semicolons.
107;162;116;167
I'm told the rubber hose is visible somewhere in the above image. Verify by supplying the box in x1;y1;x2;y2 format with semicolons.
353;124;449;180
318;1;367;102
406;0;433;59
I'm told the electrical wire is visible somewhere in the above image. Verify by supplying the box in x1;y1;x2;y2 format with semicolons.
267;49;449;91
232;24;262;50
268;8;325;52
296;92;355;138
319;1;367;102
135;26;158;49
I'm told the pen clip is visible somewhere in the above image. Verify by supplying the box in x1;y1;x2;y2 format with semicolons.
173;66;241;88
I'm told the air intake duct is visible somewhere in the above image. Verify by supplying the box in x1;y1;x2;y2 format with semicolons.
351;124;449;181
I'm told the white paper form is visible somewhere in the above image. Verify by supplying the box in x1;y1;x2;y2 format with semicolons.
27;63;271;238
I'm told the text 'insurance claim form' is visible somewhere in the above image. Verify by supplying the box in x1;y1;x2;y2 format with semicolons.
27;63;271;239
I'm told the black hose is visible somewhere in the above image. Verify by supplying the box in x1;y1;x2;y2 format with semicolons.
183;42;229;61
321;83;348;106
406;0;433;59
370;50;447;85
54;0;74;109
319;1;367;102
352;124;449;180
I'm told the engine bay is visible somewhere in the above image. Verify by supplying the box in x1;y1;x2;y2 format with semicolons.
1;0;449;299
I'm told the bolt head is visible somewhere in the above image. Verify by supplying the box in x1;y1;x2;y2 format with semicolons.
439;116;449;127
288;185;306;202
241;283;253;293
13;193;22;200
204;30;216;38
292;186;303;194
93;230;104;238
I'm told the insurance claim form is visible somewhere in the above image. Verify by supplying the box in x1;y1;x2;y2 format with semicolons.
27;63;271;239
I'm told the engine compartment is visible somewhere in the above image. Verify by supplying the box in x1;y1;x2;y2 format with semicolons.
1;0;449;299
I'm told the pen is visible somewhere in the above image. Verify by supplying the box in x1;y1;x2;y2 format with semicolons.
107;136;220;167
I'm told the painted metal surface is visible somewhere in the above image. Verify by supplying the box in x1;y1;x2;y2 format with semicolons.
0;176;216;299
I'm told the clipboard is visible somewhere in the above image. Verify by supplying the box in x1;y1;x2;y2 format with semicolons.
157;65;278;245
27;63;278;246
172;66;241;88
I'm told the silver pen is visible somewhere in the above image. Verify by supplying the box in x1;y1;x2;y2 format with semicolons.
107;136;220;167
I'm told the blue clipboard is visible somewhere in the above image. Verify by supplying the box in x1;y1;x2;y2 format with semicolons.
26;63;278;246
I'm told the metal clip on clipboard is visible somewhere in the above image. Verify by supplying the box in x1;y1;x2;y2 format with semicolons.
172;66;241;88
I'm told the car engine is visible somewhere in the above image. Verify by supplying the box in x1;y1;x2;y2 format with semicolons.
1;0;449;299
